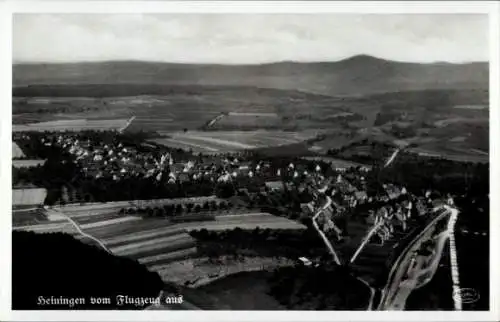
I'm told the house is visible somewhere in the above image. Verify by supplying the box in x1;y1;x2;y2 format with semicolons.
170;163;185;174
178;173;190;183
238;162;251;171
298;257;312;267
385;184;402;200
354;191;368;203
265;180;284;191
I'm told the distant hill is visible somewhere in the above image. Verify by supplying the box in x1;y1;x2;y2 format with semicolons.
13;55;488;96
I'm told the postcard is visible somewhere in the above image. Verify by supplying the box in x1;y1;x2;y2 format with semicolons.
0;1;498;321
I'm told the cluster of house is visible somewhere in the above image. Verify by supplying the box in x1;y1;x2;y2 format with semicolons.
42;133;355;188
300;168;427;244
368;198;415;244
43;134;169;181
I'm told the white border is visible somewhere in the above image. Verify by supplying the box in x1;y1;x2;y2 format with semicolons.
1;1;499;321
2;1;497;14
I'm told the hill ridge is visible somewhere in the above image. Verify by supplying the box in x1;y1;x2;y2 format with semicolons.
13;55;488;96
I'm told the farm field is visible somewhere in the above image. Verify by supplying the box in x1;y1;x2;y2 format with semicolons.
12;159;46;168
408;146;489;163
12;85;356;132
13;208;305;277
12;188;47;206
208;112;283;130
301;156;371;169
12;118;129;132
12;142;25;158
151;130;321;153
12;208;50;226
153;256;294;289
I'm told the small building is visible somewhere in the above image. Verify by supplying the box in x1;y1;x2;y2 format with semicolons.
265;180;285;192
354;191;368;203
178;173;190;183
170;163;185;174
297;257;313;267
385;184;402;200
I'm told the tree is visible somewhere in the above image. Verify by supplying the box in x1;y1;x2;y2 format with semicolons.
156;207;165;217
197;228;209;240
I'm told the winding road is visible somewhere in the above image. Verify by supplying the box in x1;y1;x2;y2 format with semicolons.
377;206;456;310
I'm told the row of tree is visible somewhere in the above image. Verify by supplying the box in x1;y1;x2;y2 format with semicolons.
119;200;236;217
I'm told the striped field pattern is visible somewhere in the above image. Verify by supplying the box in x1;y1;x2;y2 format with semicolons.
12;119;129;132
13;208;305;275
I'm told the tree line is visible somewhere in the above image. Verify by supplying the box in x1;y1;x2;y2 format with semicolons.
119;200;235;217
190;226;325;261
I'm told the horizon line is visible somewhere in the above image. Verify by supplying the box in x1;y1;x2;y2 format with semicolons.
12;54;489;66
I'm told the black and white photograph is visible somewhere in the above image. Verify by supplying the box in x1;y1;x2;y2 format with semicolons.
2;1;499;320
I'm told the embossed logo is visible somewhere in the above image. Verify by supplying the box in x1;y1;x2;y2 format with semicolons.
453;288;480;304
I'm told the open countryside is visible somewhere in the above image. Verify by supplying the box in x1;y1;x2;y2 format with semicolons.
151;130;320;153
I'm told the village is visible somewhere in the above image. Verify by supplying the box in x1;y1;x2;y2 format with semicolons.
12;130;456;255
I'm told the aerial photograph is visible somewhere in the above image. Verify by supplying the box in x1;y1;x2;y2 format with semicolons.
11;13;489;311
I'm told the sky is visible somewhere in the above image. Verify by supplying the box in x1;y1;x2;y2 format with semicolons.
13;14;489;64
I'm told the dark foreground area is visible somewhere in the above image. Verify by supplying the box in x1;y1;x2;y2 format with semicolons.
198;271;285;310
455;234;489;310
12;231;163;310
406;235;489;311
197;265;371;310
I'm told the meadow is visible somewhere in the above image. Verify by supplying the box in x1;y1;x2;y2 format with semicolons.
12;118;129;132
12;188;47;206
151;130;321;153
13;207;305;280
12;142;25;158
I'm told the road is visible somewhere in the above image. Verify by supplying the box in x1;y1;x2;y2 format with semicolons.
387;230;450;310
377;206;454;310
119;116;136;133
350;220;384;264
311;196;376;310
311;196;342;265
384;148;401;168
45;209;112;253
447;206;462;310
